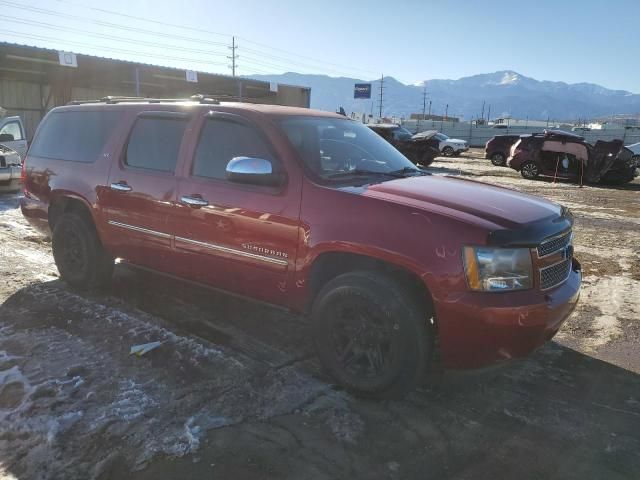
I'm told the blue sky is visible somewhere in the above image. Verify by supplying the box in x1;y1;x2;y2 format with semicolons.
1;0;639;92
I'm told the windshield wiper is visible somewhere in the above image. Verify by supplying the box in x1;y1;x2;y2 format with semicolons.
326;167;426;180
388;167;428;177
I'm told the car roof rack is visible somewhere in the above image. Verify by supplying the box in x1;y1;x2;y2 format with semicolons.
67;94;220;106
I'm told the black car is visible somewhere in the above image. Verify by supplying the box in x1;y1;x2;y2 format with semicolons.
368;124;440;166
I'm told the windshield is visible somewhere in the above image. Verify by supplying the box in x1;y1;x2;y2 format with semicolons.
279;117;422;183
434;133;449;141
393;127;413;140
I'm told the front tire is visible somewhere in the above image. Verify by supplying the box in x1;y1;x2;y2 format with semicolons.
490;152;506;166
311;271;432;398
420;151;435;167
442;146;454;157
52;213;114;289
520;161;540;179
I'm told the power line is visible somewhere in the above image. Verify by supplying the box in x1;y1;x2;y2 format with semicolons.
0;1;230;47
0;29;227;66
1;15;229;58
42;0;379;77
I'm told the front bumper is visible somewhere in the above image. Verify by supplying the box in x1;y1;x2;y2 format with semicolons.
435;258;581;369
0;165;21;191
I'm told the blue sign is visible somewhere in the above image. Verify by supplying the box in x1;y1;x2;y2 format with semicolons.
354;83;372;99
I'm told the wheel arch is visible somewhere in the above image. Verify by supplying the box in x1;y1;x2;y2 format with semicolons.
305;251;435;326
48;193;95;231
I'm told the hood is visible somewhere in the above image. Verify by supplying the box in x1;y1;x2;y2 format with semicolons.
446;138;467;145
360;175;561;231
411;130;437;140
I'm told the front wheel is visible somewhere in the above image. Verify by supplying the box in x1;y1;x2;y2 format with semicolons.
52;213;114;289
490;152;506;166
520;161;540;179
311;271;432;398
419;151;435;167
442;146;454;157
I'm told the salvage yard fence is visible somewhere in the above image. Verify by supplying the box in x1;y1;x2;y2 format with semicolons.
401;120;640;148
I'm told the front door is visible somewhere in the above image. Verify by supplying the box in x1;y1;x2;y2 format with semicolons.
172;112;301;305
101;110;189;271
0;118;28;157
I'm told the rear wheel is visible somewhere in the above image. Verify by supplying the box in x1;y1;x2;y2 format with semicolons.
490;152;506;166
52;213;114;289
311;271;432;398
442;146;454;157
520;161;540;179
420;151;435;167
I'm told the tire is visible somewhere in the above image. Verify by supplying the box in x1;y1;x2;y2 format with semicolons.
442;146;454;157
419;151;435;167
520;161;540;179
52;212;114;289
490;152;506;166
311;271;432;398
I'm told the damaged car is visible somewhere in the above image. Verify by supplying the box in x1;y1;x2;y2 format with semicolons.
507;130;639;185
0;143;22;193
367;124;440;166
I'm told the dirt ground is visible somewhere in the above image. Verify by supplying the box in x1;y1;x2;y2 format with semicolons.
0;149;638;479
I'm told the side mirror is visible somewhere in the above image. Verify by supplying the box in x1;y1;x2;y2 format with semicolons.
225;157;283;187
0;133;15;142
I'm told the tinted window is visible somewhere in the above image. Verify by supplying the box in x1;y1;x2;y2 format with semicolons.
29;110;121;162
0;121;23;140
192;118;273;180
126;117;187;172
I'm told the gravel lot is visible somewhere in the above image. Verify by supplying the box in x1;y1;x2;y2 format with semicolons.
0;149;638;479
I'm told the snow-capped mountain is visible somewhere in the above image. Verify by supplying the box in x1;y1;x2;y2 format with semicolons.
249;70;640;121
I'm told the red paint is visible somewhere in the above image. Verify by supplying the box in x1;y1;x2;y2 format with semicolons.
21;102;581;370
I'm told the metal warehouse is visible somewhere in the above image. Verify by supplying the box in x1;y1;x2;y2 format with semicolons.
0;42;311;139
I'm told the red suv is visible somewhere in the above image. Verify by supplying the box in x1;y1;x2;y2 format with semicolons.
21;97;581;397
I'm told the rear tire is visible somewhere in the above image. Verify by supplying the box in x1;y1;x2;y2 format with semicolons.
490;152;506;166
311;271;432;399
420;151;435;167
442;146;454;157
520;161;540;179
52;213;114;289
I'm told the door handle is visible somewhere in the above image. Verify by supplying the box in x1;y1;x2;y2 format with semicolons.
181;195;209;208
110;181;132;192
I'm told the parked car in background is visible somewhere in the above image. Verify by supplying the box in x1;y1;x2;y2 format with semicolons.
485;134;521;165
0;116;27;158
508;130;638;184
429;131;469;157
21;98;581;397
627;142;640;162
0;143;22;192
367;124;440;166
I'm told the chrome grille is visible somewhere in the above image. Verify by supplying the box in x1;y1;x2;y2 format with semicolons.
537;231;572;257
540;258;572;290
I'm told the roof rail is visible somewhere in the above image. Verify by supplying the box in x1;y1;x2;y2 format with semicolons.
66;94;220;106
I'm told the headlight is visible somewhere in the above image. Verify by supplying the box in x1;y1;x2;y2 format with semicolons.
463;246;533;292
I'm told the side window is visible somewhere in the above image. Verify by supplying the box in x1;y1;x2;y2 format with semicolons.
192;118;273;180
0;122;23;141
125;117;187;172
28;111;121;162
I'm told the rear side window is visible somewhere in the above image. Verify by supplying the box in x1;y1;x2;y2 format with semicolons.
29;110;121;162
192;118;273;180
125;117;187;172
0;121;24;141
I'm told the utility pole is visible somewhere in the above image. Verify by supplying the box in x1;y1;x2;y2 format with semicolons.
487;105;491;123
445;103;449;120
428;100;432;117
377;74;384;119
480;100;485;123
228;36;238;77
417;86;427;133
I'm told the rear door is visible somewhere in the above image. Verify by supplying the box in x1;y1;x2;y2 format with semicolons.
100;110;189;272
0;117;28;158
172;111;301;305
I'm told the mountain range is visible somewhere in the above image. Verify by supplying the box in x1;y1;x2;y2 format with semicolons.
249;71;640;121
